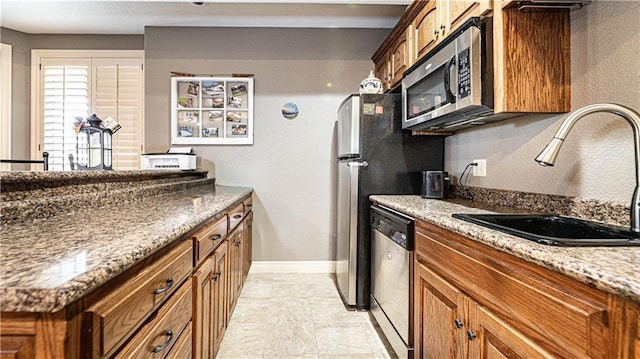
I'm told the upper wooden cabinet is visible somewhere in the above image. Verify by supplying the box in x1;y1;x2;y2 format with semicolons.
372;0;570;116
412;1;439;64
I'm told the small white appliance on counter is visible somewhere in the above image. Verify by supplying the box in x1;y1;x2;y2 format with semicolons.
140;147;196;170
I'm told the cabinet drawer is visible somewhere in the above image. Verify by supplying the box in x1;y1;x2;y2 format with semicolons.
114;280;192;358
415;222;609;358
228;203;244;230
84;240;193;358
243;196;253;214
194;215;228;266
166;321;192;359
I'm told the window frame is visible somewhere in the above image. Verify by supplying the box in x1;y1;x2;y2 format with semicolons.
1;43;12;170
30;49;145;170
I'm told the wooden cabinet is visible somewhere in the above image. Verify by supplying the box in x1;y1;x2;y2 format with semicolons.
391;31;410;87
0;193;253;359
412;1;439;63
193;214;228;267
242;211;253;284
414;262;467;359
227;225;244;316
190;194;252;359
192;257;214;359
373;0;570;119
414;220;639;358
114;280;192;358
84;240;193;358
212;239;228;357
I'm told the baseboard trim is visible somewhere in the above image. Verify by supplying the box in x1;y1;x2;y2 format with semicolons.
249;261;336;273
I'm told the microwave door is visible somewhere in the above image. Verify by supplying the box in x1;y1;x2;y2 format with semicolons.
403;61;458;129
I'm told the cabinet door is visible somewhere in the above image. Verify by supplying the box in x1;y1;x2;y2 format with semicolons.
212;241;228;357
414;261;467;359
0;336;35;359
374;53;390;92
391;33;409;87
227;225;244;315
242;212;253;284
413;0;439;62
192;257;214;359
467;303;555;358
450;0;489;29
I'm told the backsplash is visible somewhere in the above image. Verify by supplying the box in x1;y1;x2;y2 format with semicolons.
450;185;630;228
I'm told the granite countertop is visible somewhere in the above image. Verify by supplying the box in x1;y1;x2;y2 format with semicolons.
0;184;252;313
371;195;640;303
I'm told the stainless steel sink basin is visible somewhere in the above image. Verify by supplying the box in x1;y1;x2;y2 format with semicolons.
452;214;640;246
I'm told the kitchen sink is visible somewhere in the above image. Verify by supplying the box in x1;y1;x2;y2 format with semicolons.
452;214;640;246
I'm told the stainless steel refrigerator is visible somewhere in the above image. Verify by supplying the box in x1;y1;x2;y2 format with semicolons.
335;93;444;309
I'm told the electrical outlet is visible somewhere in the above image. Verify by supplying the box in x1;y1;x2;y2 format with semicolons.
473;159;486;177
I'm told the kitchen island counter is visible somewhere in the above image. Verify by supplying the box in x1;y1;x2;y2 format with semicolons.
0;173;252;312
371;195;640;302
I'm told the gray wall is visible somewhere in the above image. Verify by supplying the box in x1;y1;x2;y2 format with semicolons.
445;1;640;204
144;27;389;261
0;27;143;167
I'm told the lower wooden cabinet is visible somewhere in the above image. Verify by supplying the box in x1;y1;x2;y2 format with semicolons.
0;193;254;359
212;238;229;357
414;220;639;359
227;224;244;316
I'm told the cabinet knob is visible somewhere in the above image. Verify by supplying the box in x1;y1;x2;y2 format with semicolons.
212;272;221;281
454;319;464;328
233;214;242;219
440;24;446;30
466;330;477;341
434;30;439;36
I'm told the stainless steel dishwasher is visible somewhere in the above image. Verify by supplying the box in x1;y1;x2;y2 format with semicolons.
370;205;414;359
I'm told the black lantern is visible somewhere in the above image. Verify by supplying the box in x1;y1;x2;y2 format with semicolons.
76;114;112;170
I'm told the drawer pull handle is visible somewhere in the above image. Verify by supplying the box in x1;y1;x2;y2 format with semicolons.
454;319;464;328
210;234;222;241
213;272;221;281
466;330;477;341
152;330;174;353
153;278;174;295
233;214;242;219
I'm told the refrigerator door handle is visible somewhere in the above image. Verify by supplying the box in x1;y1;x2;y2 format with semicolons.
347;161;369;168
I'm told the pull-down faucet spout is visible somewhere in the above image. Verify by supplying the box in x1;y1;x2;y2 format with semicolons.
535;103;640;233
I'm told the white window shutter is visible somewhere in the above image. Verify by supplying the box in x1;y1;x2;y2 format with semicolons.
93;58;143;170
39;58;91;171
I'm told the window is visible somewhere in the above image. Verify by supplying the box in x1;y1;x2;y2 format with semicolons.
31;50;144;171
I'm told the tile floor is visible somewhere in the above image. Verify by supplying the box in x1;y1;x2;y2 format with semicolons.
217;272;395;359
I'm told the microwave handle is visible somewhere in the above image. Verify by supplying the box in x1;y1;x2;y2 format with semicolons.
443;56;457;104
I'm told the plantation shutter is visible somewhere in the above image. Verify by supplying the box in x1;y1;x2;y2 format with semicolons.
40;58;91;171
92;58;143;170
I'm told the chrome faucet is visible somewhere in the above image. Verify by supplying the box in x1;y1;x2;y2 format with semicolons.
535;103;640;233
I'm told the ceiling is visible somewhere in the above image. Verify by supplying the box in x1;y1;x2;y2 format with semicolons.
0;0;411;35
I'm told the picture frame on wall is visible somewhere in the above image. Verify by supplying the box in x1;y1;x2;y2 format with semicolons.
171;76;254;145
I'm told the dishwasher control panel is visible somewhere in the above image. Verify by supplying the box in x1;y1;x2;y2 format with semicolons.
370;205;414;250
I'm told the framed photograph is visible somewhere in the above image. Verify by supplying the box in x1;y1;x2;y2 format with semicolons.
203;127;219;137
228;96;243;108
187;82;199;97
231;124;247;136
230;83;247;96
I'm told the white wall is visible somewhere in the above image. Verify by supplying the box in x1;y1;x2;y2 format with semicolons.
445;1;640;204
144;27;390;261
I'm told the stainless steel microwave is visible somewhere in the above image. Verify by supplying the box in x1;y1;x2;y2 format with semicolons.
402;17;494;132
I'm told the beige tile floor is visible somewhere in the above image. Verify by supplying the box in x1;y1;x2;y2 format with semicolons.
217;272;395;359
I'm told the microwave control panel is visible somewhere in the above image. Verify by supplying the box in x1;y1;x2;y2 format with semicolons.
458;47;471;99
